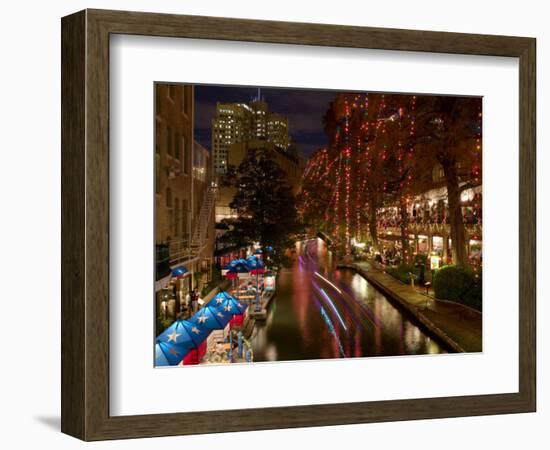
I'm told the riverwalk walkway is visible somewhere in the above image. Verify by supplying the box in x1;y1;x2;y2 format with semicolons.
341;261;482;353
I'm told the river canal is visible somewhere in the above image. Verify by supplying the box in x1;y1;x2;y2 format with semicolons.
251;238;444;362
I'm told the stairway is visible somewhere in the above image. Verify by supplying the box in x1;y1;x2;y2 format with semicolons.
191;185;217;250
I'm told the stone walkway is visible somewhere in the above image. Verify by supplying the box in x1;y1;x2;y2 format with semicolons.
349;261;482;353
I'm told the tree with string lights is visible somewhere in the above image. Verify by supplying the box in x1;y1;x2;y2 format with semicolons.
298;148;333;233
300;92;481;265
413;95;482;267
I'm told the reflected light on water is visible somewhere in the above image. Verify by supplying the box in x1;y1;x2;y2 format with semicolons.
351;274;368;297
251;239;445;362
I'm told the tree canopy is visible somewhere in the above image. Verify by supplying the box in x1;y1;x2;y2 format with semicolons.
220;146;303;267
300;92;482;265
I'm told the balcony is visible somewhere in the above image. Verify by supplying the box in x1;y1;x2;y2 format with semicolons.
377;222;482;239
167;238;196;266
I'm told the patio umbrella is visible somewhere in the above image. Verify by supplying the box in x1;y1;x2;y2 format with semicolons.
171;266;189;278
189;305;232;330
208;290;237;305
219;297;248;315
225;263;250;279
155;340;190;366
208;291;248;314
246;256;266;275
226;259;251;272
157;319;210;349
226;258;248;267
224;269;239;280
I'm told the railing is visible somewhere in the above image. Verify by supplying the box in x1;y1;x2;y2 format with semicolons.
377;222;482;237
166;185;217;266
191;185;217;248
168;238;194;265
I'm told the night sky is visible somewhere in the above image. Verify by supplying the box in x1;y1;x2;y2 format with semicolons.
194;85;336;159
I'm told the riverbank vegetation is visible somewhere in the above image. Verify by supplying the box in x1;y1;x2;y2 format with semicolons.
433;265;482;311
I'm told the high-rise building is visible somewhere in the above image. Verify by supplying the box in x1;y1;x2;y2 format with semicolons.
266;112;290;149
211;98;290;175
155;83;194;247
250;100;268;139
211;103;253;175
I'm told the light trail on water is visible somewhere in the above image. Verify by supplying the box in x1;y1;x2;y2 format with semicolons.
314;271;342;294
317;287;348;332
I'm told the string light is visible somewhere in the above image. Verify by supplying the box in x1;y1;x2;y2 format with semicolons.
300;92;481;264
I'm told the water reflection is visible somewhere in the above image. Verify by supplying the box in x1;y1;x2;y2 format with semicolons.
251;239;445;361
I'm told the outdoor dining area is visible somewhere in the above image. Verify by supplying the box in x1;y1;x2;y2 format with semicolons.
224;254;267;304
155;251;275;366
155;290;252;366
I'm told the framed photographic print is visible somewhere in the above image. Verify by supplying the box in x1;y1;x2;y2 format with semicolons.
61;9;536;441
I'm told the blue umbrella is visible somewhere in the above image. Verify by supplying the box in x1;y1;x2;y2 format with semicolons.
230;262;250;273
226;259;250;271
171;266;189;278
155;340;190;366
224;263;250;281
189;305;232;330
208;290;237;305
246;256;265;273
217;297;249;315
208;291;248;314
157;319;210;349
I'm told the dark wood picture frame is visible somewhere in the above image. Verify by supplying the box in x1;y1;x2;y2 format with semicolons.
61;9;536;441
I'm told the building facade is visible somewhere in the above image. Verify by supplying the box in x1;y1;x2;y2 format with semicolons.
211;102;253;175
374;164;482;267
155;83;193;247
266;112;290;149
155;84;216;328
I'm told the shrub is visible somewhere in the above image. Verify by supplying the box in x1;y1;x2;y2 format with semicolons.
463;271;482;311
433;265;482;311
386;264;417;284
